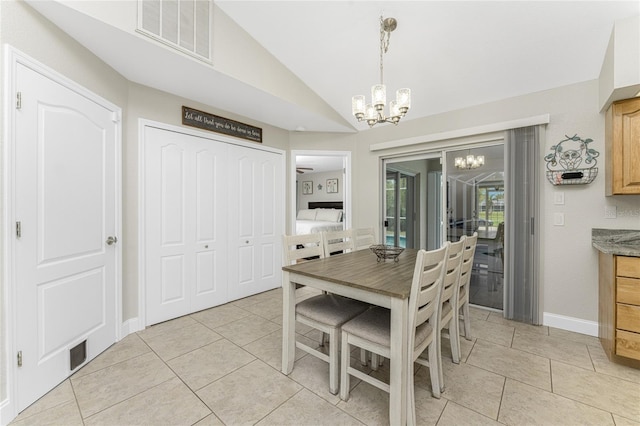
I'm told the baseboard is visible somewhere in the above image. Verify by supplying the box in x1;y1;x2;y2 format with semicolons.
120;317;143;338
543;312;598;337
0;396;16;426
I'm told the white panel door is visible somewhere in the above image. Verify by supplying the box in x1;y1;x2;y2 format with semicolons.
14;63;118;411
144;127;228;325
227;145;284;300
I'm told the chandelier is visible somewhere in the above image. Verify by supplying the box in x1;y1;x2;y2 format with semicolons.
455;154;485;170
351;16;411;127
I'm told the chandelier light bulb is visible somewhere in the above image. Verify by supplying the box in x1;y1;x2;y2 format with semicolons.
372;84;386;110
352;95;366;119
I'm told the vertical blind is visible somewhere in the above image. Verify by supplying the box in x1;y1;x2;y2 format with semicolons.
504;126;541;324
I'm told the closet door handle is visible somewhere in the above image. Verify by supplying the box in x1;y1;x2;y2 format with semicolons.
106;236;118;246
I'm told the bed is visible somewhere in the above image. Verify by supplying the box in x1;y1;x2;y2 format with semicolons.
296;201;344;235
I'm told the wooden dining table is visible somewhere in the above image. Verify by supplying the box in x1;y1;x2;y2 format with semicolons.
282;248;419;425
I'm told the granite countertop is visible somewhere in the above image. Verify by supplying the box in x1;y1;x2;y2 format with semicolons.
592;229;640;256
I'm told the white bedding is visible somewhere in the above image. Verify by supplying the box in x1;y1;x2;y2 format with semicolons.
296;220;344;235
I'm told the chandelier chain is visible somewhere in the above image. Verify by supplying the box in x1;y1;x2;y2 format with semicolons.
379;15;390;84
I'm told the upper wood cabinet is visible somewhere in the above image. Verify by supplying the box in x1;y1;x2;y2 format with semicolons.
606;97;640;195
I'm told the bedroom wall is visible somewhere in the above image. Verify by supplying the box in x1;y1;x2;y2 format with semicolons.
290;79;640;333
296;170;344;210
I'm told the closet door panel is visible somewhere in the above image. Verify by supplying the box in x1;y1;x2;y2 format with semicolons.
191;145;228;311
145;127;227;325
145;131;190;324
228;146;284;300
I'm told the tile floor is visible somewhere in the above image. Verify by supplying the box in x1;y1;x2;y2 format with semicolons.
10;286;640;426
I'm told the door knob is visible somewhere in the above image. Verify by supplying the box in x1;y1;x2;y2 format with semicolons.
106;236;118;246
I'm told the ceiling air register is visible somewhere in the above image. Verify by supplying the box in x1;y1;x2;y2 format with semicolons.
138;0;212;63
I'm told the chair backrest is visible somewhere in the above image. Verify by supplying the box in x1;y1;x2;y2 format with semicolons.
354;227;376;250
322;229;356;258
439;236;465;322
408;243;449;351
282;233;325;265
458;232;478;303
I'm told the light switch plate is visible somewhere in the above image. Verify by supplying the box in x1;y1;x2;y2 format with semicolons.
553;212;565;226
554;192;565;205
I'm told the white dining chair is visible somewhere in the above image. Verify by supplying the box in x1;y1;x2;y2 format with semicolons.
339;243;450;420
322;229;356;257
434;236;465;392
457;232;478;344
282;233;369;395
354;227;376;250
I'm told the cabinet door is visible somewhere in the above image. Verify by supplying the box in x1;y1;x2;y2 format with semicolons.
607;97;640;195
144;127;228;325
227;145;284;301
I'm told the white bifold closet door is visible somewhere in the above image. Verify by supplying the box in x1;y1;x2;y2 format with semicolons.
227;144;283;300
144;125;284;326
144;126;228;325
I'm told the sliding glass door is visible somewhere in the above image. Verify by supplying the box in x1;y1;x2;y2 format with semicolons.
385;170;414;248
446;145;505;310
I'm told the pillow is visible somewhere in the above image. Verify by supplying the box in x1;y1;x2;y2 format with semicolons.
297;209;316;220
315;208;341;222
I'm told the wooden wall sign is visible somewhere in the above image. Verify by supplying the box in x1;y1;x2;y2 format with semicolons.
182;106;262;143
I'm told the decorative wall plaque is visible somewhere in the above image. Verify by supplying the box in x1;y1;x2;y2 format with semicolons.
182;106;262;143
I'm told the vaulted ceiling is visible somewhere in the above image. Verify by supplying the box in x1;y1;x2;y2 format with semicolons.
26;1;640;133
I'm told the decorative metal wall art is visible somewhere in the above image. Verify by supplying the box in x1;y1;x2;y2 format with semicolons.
544;134;599;185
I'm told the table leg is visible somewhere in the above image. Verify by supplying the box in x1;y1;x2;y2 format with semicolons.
282;271;296;374
389;297;408;425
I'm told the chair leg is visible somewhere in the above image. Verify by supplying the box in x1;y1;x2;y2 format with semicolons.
360;348;367;366
428;341;441;399
450;317;461;364
339;332;350;401
462;302;472;340
408;361;417;426
437;327;445;393
329;328;339;395
320;332;329;347
371;353;379;371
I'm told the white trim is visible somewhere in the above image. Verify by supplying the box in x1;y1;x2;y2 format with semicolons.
2;45;123;424
120;318;143;337
137;119;285;331
289;150;352;235
543;312;598;337
370;114;550;152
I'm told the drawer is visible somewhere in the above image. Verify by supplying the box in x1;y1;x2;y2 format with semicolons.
617;277;640;305
617;256;640;279
616;329;640;361
617;303;640;333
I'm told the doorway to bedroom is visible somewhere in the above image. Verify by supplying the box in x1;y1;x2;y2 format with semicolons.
290;150;352;235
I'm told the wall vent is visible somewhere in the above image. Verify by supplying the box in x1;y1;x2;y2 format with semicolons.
138;0;212;63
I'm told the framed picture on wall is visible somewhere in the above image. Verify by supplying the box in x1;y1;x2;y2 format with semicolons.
326;178;338;193
302;181;313;194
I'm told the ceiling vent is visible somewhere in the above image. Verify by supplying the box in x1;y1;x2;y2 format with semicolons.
138;0;212;63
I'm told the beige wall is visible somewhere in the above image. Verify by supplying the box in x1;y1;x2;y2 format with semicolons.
291;79;640;325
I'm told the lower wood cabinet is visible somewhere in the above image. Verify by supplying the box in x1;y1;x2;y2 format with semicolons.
599;252;640;366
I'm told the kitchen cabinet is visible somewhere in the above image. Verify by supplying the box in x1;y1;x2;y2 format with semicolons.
605;97;640;195
599;253;640;365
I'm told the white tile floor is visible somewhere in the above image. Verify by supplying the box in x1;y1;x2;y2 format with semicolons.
10;286;640;426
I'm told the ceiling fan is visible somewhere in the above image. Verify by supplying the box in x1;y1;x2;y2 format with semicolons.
296;167;313;174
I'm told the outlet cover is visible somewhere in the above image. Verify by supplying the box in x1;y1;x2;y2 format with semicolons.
604;206;617;219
